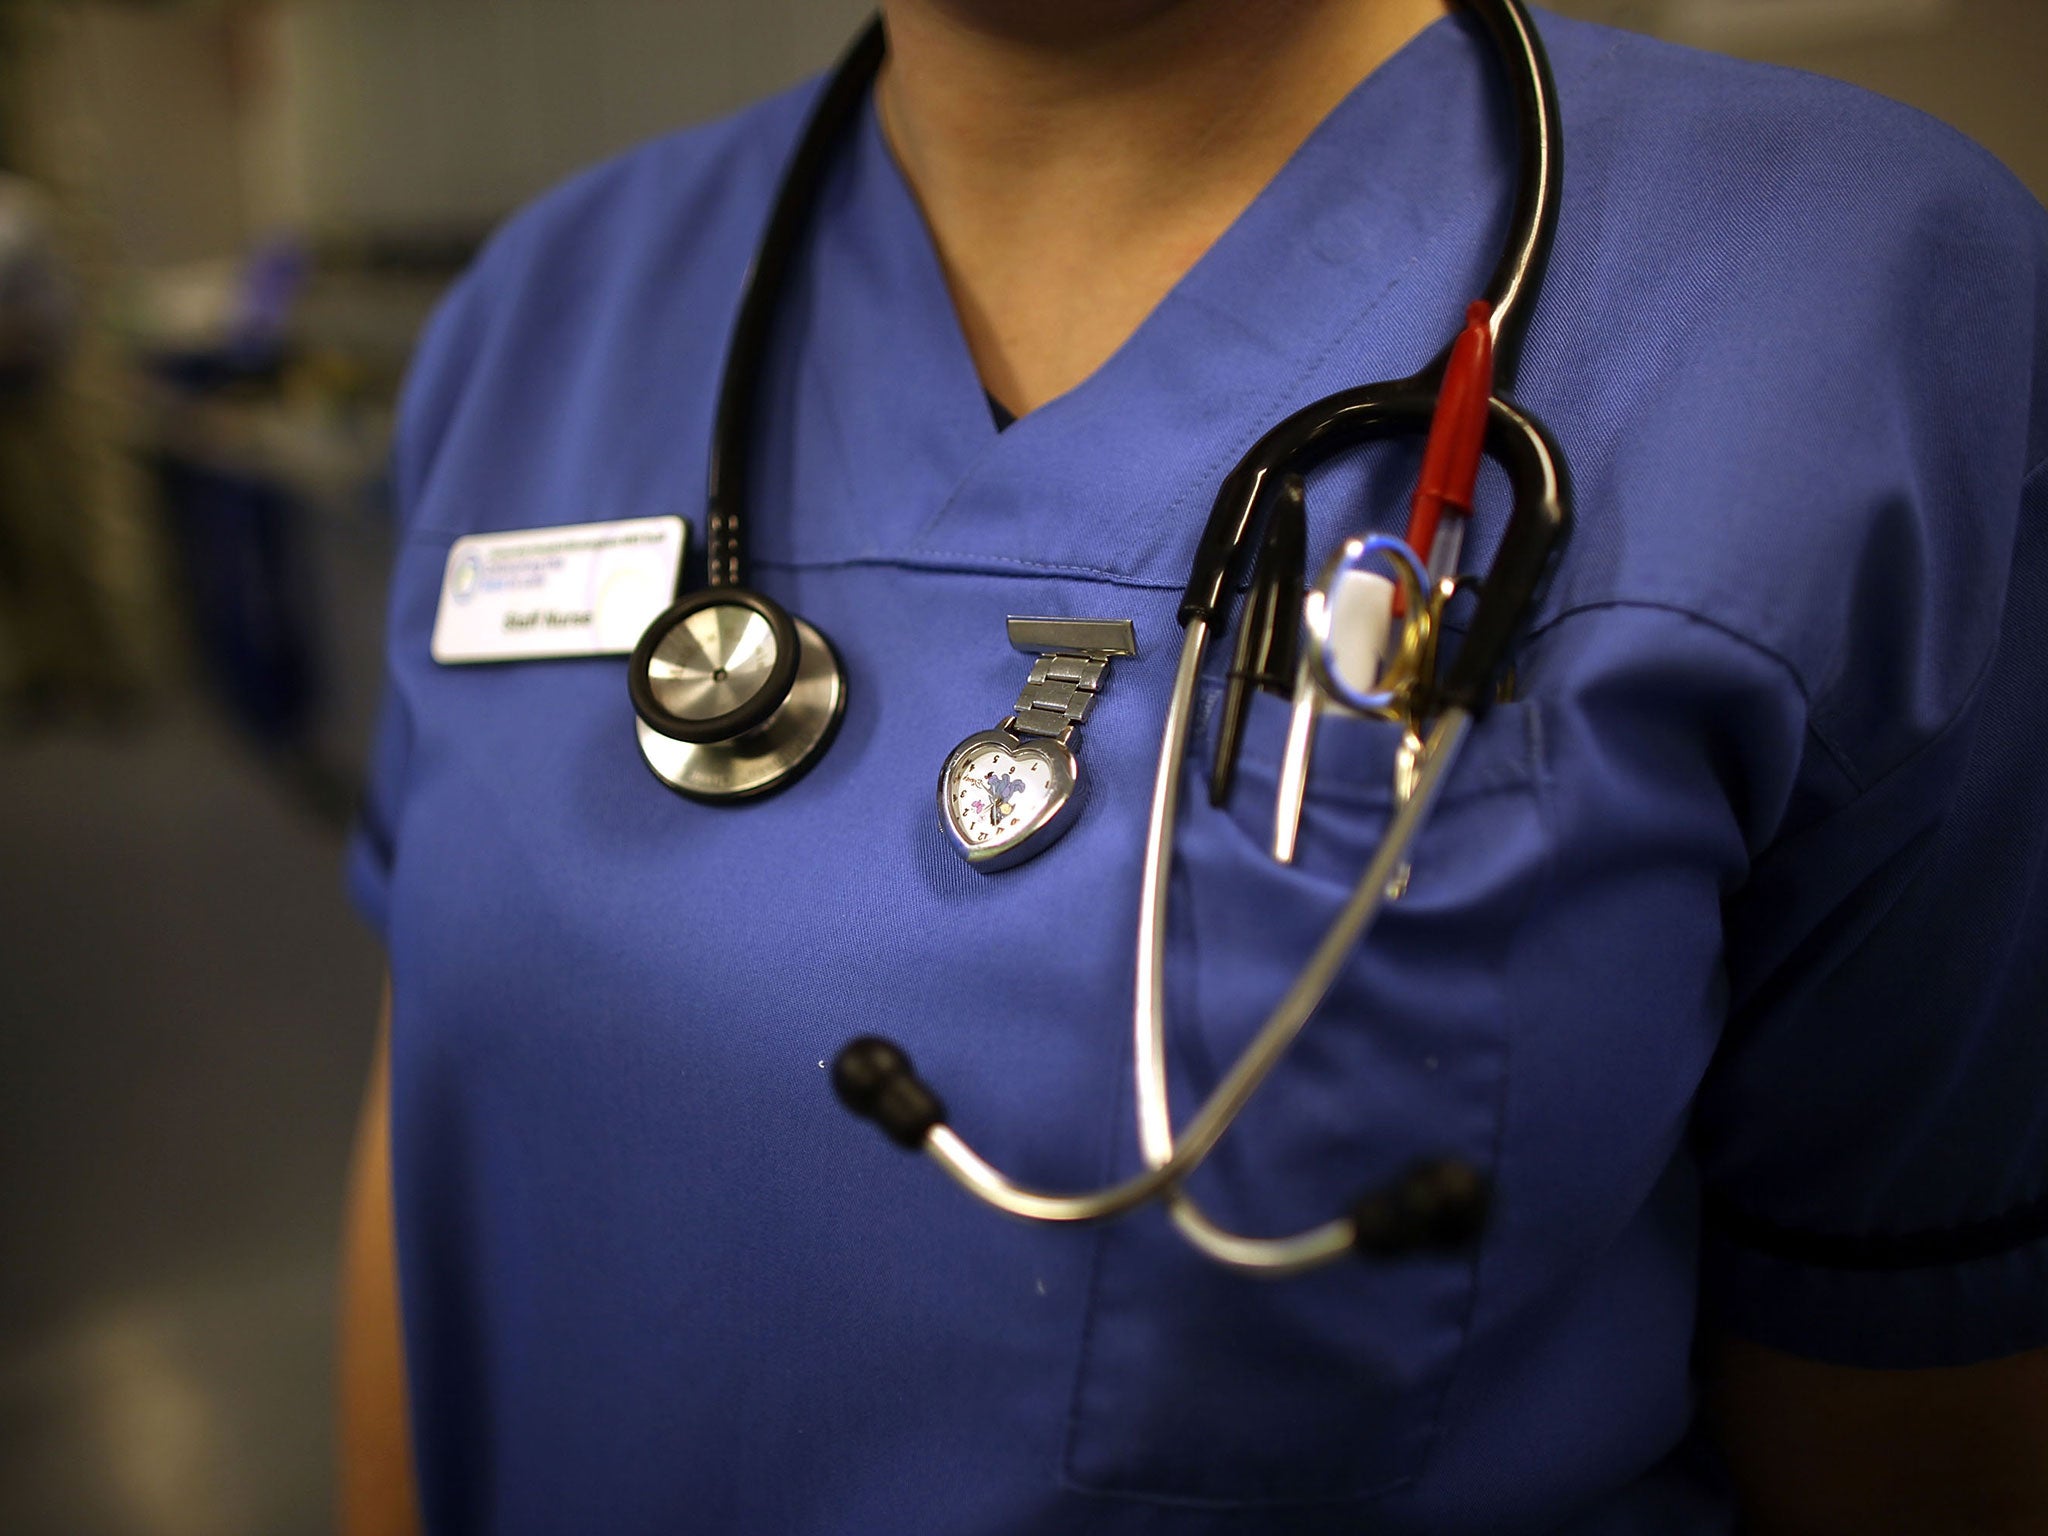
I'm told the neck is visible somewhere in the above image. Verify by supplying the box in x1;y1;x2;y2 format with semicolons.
876;0;1448;413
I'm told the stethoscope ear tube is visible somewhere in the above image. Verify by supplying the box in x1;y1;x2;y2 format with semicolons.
706;18;887;589
1459;0;1561;387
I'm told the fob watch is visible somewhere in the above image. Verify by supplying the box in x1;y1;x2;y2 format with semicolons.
938;617;1138;871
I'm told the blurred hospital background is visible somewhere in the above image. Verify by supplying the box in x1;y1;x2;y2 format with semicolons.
0;0;2039;1530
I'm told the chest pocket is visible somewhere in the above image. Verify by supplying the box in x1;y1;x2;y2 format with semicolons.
1061;691;1551;1508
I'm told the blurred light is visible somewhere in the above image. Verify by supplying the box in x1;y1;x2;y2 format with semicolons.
0;1264;330;1536
79;1308;250;1536
1654;0;1960;49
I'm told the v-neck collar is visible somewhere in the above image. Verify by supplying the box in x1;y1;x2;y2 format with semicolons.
752;9;1521;588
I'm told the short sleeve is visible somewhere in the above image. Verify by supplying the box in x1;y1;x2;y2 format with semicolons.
346;683;414;941
1695;460;2048;1369
344;271;487;942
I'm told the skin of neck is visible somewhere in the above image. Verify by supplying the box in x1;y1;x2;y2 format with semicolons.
875;0;1450;414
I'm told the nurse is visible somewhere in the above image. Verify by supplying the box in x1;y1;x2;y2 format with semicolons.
341;1;2048;1532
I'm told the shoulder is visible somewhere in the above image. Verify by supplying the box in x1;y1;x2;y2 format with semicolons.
471;80;816;315
1517;14;2048;785
1544;9;2037;221
1536;9;2046;367
391;79;821;513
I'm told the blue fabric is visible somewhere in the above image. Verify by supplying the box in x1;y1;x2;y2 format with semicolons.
351;10;2048;1532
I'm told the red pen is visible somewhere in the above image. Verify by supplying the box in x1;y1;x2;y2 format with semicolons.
1403;298;1496;593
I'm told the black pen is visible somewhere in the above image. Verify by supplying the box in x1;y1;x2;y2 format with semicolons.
1210;473;1306;807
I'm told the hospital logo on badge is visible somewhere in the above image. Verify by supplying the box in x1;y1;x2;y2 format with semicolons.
452;554;481;602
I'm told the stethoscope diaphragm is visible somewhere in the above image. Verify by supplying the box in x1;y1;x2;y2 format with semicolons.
629;589;846;801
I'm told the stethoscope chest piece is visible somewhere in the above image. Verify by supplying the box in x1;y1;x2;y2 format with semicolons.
630;588;845;801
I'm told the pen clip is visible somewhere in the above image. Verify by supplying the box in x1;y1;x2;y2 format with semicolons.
1210;474;1306;807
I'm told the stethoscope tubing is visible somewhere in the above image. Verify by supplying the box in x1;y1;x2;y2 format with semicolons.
1137;638;1478;1274
1137;405;1568;1271
1176;0;1559;635
919;617;1474;1239
835;0;1570;1272
706;19;887;590
1464;0;1560;384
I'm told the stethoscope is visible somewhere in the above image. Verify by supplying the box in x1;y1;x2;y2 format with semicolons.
622;23;882;800
630;0;1571;1273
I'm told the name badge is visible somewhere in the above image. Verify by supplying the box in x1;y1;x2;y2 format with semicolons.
430;516;686;663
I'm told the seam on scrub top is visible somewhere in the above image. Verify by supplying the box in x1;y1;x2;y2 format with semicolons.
1800;452;2047;789
751;550;1186;588
900;26;1622;661
1517;597;1861;794
1163;850;1226;1102
1718;640;2001;1037
1152;177;1490;533
1409;697;1557;1489
1784;448;2048;786
1058;807;1189;1490
1055;850;1425;1509
1058;712;1550;1510
901;169;1487;581
1225;700;1540;813
1057;940;1149;1498
1746;625;2002;896
1703;1182;2048;1273
1220;724;1540;819
803;329;868;555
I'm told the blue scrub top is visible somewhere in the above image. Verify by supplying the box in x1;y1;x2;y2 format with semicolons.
351;11;2048;1533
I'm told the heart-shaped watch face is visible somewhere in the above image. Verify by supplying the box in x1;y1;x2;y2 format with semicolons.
939;729;1079;870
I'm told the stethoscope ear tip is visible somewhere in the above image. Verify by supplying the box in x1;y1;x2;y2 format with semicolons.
1349;1158;1491;1258
833;1036;948;1150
